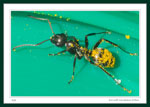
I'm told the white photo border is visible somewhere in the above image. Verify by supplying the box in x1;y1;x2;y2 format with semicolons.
4;4;147;104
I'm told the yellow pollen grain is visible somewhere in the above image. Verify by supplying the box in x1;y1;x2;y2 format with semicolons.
54;14;58;17
59;16;62;18
125;35;130;39
130;53;134;56
124;88;127;91
128;90;132;94
66;18;70;21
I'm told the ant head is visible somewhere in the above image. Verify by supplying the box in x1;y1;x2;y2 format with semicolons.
50;33;67;47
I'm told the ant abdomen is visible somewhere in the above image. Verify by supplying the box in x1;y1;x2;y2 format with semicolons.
91;48;115;68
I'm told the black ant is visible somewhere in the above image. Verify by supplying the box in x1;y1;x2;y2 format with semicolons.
13;16;138;94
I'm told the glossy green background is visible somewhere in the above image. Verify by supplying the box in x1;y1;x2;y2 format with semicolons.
11;11;139;96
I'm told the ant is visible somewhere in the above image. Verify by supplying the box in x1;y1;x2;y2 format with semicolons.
13;16;138;94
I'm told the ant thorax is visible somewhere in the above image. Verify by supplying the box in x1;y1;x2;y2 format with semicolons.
77;46;89;57
76;48;83;57
65;42;74;48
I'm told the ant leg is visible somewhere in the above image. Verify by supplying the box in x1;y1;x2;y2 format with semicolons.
85;55;132;93
28;16;55;35
93;38;137;56
85;32;111;48
48;50;67;56
69;36;79;44
12;39;50;51
68;54;77;84
97;64;132;94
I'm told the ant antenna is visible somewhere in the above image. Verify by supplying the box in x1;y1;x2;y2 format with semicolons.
12;39;50;51
28;16;55;35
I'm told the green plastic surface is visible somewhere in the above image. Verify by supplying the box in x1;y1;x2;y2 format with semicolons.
11;11;139;96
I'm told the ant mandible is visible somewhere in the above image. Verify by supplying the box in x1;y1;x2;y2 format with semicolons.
13;16;137;94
